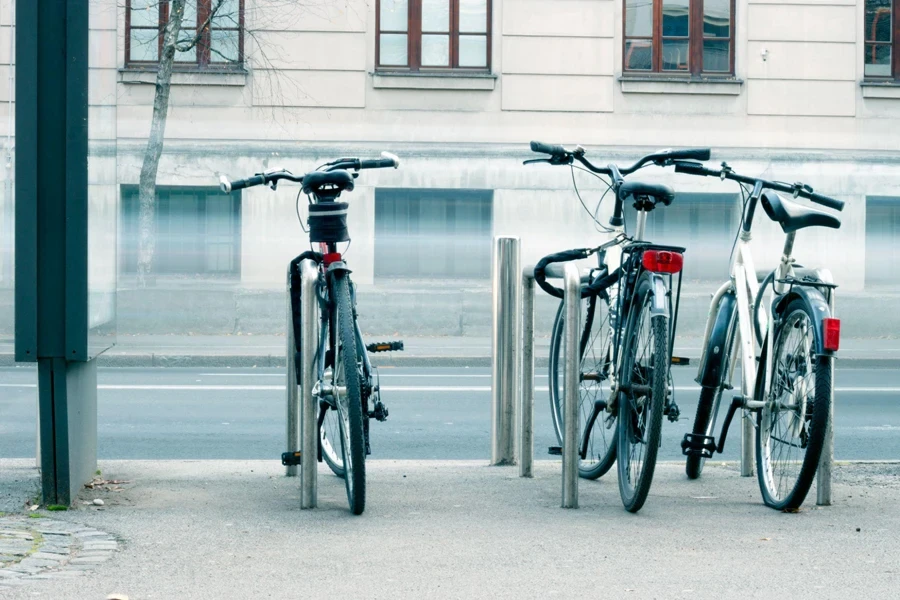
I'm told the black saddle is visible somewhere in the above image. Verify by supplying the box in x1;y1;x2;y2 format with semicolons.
760;191;841;234
302;170;355;196
619;181;675;206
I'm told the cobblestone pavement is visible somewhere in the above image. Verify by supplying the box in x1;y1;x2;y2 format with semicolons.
0;515;118;590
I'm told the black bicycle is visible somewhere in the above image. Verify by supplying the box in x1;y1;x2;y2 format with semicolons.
528;142;709;512
220;153;403;515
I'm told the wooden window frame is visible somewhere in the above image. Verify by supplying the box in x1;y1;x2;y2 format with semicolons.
125;0;245;70
864;0;900;81
623;0;735;77
375;0;492;72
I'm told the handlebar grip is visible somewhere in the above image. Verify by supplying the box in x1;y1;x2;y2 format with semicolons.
807;192;845;212
359;157;397;169
674;161;714;177
668;148;711;161
222;173;266;193
530;140;567;157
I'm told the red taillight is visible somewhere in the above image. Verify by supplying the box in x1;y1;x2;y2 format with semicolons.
823;318;840;352
323;252;342;266
642;250;684;274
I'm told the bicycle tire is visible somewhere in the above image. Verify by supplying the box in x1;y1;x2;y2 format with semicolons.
549;295;617;479
333;273;366;515
755;298;831;511
617;274;668;513
320;305;346;478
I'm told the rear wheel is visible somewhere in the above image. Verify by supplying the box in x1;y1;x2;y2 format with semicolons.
616;275;668;513
756;299;831;510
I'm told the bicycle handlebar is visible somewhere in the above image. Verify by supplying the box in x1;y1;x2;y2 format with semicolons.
528;141;712;178
673;160;845;211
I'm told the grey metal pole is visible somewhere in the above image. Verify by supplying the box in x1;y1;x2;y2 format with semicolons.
491;236;520;466
286;265;300;477
519;269;535;478
817;285;836;506
300;259;318;509
741;409;754;477
562;263;580;508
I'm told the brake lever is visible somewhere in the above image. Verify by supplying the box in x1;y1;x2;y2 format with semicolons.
523;158;551;165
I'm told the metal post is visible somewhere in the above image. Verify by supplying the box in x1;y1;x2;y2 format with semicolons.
491;236;520;466
817;278;836;506
285;265;299;477
300;259;318;509
519;269;535;478
562;263;580;508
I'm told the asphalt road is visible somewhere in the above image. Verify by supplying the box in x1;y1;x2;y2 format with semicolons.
2;366;900;461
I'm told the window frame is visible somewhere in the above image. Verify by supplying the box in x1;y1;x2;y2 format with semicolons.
864;0;899;81
124;0;245;70
375;0;492;72
622;0;736;77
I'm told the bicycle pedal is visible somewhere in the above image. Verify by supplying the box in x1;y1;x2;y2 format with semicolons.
665;402;681;423
366;341;404;353
681;434;716;459
281;451;302;466
671;356;691;366
548;446;562;456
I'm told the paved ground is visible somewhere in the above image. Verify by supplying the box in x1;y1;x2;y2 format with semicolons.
0;459;897;599
3;366;900;461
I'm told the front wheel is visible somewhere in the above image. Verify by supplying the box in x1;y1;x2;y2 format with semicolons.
617;275;668;513
755;298;831;511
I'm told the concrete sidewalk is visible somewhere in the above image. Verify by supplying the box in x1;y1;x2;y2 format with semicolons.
0;459;898;598
3;333;900;368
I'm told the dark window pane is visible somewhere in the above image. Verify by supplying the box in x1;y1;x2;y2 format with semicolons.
865;0;892;43
662;39;689;71
704;0;730;38
662;0;689;37
625;0;653;37
865;43;892;77
625;39;653;70
703;39;729;72
865;197;900;287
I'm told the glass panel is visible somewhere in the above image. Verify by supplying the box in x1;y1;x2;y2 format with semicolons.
703;39;729;72
212;0;241;28
130;0;159;27
210;29;240;62
459;35;487;67
624;39;653;70
422;0;450;32
662;0;689;37
174;45;198;63
174;1;198;62
625;0;652;37
866;0;892;43
380;0;409;31
662;38;689;71
380;33;408;65
178;0;197;28
130;29;159;61
422;34;450;66
459;0;488;33
703;0;730;38
865;43;892;77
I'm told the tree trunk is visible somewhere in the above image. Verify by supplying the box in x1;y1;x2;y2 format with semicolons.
136;0;186;287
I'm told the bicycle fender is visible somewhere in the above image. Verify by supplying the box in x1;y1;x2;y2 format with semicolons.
648;273;669;317
772;286;834;357
697;291;737;388
326;261;353;276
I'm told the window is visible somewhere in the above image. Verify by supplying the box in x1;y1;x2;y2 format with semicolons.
375;188;493;278
865;0;898;80
121;187;242;277
623;0;734;75
865;197;900;287
376;0;491;71
126;0;243;68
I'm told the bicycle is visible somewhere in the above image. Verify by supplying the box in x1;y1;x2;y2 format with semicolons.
527;141;710;512
674;160;844;510
220;152;403;515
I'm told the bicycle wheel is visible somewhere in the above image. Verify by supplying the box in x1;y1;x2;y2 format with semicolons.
549;293;617;479
686;299;737;480
616;275;667;513
756;298;831;510
332;273;366;515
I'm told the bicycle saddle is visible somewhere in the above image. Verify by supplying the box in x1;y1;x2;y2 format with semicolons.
619;181;675;206
760;190;841;234
302;170;355;196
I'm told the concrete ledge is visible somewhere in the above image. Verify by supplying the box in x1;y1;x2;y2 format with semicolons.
372;71;497;91
861;81;900;99
620;76;743;95
118;69;248;86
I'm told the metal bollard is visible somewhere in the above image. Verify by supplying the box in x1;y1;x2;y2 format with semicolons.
519;269;535;478
286;265;300;477
817;274;836;506
562;263;580;508
300;259;318;509
491;236;520;466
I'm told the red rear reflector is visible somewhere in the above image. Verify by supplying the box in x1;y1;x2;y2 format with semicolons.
323;252;342;266
642;250;684;274
823;318;840;351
